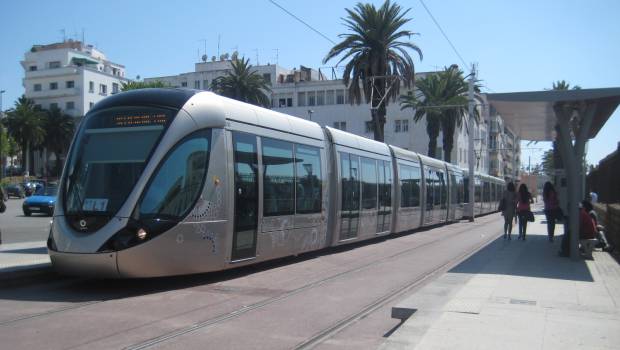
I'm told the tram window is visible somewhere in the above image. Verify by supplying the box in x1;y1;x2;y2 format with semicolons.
434;170;442;206
361;157;378;209
341;153;360;212
379;161;392;208
474;178;481;203
262;138;295;216
450;173;457;204
425;169;434;207
463;177;469;203
483;181;490;202
399;164;420;207
456;175;464;204
139;130;210;219
295;144;322;213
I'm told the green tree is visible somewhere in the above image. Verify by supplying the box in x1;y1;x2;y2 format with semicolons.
323;0;422;142
541;149;554;177
210;57;271;108
400;73;442;158
121;80;169;91
552;80;581;90
43;106;75;176
4;96;46;174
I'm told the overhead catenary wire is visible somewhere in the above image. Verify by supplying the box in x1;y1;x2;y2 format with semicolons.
267;0;336;45
418;0;468;68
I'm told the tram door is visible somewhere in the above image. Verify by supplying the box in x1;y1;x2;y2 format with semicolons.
376;160;392;233
231;132;258;261
340;153;360;240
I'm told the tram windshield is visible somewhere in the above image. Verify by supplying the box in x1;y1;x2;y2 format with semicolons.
64;106;174;216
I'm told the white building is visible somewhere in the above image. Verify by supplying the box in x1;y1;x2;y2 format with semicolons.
21;40;130;176
22;40;129;118
146;59;521;177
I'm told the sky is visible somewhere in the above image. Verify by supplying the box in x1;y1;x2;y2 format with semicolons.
1;0;619;167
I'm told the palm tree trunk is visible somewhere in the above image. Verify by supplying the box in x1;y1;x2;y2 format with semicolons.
25;142;30;175
428;136;437;158
442;120;456;163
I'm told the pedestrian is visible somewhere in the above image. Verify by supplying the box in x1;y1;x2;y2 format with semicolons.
543;182;561;242
516;183;533;240
0;185;6;245
582;200;613;252
500;182;517;240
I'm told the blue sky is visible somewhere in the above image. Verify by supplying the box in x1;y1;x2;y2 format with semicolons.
1;0;618;166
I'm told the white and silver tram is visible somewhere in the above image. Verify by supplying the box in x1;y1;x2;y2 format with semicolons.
48;89;504;278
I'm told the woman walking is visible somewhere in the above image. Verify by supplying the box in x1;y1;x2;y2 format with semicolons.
501;182;517;240
516;183;533;240
543;182;560;242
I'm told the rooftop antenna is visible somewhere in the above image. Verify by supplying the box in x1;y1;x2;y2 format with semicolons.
273;49;279;65
253;49;259;65
198;39;207;57
217;34;221;58
81;28;85;44
60;29;66;42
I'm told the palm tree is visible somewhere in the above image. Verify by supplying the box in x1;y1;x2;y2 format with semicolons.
210;57;271;108
4;96;46;174
43;106;75;177
551;80;581;90
121;80;169;91
323;0;422;142
400;73;442;158
438;66;477;163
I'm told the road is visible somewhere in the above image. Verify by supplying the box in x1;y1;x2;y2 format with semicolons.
0;212;504;350
0;197;52;244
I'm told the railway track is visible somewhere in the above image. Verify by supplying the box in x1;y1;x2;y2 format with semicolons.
0;214;501;350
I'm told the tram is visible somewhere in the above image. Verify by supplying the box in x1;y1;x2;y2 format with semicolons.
48;89;504;278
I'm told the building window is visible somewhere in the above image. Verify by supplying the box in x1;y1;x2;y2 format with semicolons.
403;119;409;132
66;101;74;110
365;121;374;134
29;65;37;71
34;104;42;110
181;81;187;87
333;121;347;131
50;103;58;109
34;84;42;92
336;90;345;104
308;91;316;106
112;83;119;94
89;102;94;110
326;90;335;105
203;80;208;90
297;92;306;107
286;98;292;107
66;80;74;89
278;98;286;108
394;120;401;133
194;80;200;89
99;84;107;95
316;91;325;106
49;61;61;69
262;73;271;85
89;81;94;93
50;82;58;90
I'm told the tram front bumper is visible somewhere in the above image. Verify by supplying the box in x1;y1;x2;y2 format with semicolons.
48;249;120;278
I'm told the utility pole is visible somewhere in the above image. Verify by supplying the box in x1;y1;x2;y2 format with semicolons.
467;64;476;221
0;89;5;181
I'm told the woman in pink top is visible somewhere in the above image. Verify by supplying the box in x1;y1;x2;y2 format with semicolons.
516;183;533;240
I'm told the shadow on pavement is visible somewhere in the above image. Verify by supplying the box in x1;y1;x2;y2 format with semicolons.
1;247;48;254
449;233;593;282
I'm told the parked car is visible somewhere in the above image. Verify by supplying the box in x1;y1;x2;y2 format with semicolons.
23;186;57;216
5;184;25;198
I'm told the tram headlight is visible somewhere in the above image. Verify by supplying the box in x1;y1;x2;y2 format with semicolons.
136;228;148;240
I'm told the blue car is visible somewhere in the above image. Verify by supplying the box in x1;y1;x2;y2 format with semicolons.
23;186;57;216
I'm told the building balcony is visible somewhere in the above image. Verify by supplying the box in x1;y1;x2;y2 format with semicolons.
26;88;81;99
24;66;80;79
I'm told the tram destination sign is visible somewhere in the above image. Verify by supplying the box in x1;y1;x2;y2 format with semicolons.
113;113;168;127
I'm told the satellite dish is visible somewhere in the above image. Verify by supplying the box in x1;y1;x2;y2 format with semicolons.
201;54;207;62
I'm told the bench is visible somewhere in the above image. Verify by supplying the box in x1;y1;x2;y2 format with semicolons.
580;239;599;259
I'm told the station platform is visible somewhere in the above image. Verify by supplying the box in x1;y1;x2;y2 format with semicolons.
0;240;52;284
381;213;620;350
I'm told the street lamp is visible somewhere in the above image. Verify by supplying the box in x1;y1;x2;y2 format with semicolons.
307;109;314;121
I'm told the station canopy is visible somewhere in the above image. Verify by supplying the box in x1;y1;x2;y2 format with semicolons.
486;87;620;141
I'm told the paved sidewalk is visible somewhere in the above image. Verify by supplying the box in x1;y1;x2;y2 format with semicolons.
0;241;51;283
381;213;620;349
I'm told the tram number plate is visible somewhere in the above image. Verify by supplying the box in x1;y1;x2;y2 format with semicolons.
29;207;40;211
